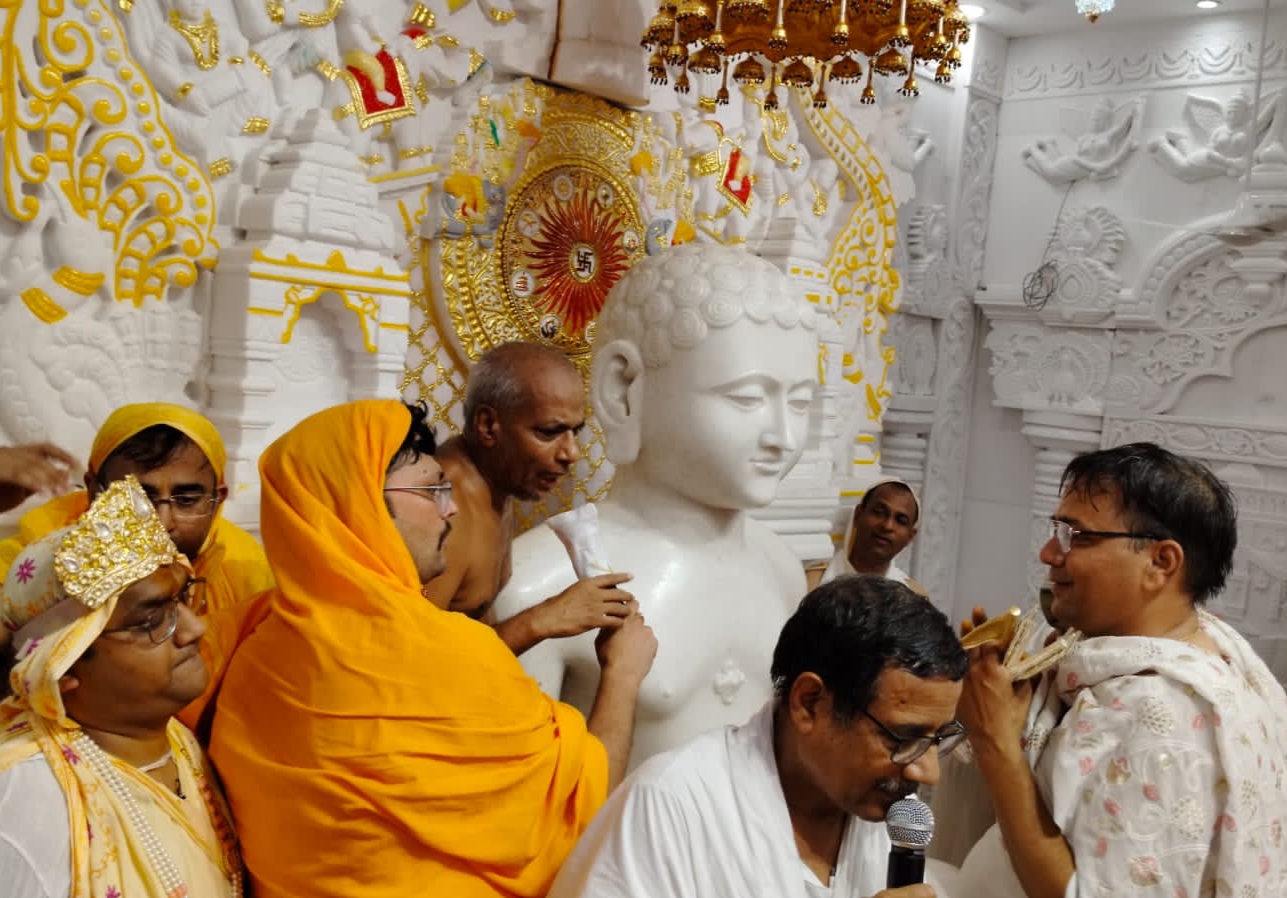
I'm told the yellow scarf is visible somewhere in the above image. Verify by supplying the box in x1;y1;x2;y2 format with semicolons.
0;483;242;898
0;402;273;614
210;400;609;898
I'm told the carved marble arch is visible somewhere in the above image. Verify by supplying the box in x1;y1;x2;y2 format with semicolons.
1107;219;1287;417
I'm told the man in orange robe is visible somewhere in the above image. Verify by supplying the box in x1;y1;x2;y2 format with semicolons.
209;399;656;898
0;403;273;616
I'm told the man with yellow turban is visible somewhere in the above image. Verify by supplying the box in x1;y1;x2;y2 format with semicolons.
209;399;657;898
0;477;243;898
0;402;273;615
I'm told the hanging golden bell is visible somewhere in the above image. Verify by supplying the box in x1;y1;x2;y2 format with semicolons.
898;72;919;96
829;54;862;83
873;47;909;75
781;58;814;87
689;46;723;73
675;0;715;42
732;56;766;84
648;51;669;84
725;0;772;20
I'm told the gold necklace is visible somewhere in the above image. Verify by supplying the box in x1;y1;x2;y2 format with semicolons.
169;10;220;71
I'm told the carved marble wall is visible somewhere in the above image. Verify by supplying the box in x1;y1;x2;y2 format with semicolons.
882;24;1006;612
1;0;927;561
963;8;1287;681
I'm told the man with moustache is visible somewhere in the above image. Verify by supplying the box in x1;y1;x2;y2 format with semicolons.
208;399;657;898
820;478;925;595
424;342;638;654
549;575;967;898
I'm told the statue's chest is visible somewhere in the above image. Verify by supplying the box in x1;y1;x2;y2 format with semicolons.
570;561;796;715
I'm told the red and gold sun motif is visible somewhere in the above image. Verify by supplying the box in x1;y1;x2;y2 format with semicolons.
500;164;644;347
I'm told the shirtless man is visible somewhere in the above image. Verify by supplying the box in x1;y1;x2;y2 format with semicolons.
422;342;638;654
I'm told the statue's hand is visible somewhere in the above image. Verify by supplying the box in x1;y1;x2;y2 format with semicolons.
536;572;636;640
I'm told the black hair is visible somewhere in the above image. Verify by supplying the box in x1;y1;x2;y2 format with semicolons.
99;425;199;475
1060;441;1236;603
857;481;920;525
770;575;967;724
387;401;438;475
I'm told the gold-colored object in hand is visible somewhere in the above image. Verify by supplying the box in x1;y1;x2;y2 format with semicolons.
960;606;1021;651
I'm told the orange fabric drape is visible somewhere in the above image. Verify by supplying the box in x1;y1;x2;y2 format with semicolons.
209;399;608;898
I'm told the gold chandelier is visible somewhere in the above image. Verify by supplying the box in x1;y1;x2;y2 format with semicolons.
641;0;971;107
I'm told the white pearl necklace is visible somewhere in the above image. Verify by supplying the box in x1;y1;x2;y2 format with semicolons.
73;732;242;898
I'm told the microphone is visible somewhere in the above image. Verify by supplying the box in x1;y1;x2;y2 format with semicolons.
886;794;935;888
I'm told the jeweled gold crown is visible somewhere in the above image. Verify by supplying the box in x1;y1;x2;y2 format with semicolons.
54;476;179;609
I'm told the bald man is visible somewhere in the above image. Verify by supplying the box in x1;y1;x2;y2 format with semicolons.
422;342;638;655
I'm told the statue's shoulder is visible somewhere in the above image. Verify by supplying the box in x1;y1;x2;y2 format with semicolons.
509;520;566;564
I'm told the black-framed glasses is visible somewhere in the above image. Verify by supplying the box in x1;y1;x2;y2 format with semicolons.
1049;520;1163;554
383;482;453;514
101;578;208;645
858;707;967;765
98;480;218;521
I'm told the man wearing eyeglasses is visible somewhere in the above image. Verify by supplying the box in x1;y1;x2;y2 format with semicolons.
949;442;1287;898
549;575;967;898
206;399;656;898
0;477;242;898
0;402;273;616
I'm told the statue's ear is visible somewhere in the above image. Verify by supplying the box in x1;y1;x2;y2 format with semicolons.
590;339;645;465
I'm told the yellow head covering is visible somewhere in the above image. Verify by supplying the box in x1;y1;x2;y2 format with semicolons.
0;478;242;898
210;400;608;898
0;403;271;620
89;402;227;480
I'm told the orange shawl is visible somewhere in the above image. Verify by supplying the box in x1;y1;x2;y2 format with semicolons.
209;400;608;898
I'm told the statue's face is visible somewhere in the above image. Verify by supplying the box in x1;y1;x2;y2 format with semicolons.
633;315;818;510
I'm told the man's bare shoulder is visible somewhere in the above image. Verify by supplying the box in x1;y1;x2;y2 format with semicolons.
435;438;490;497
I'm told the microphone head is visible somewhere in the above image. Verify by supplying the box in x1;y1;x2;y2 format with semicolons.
885;794;935;849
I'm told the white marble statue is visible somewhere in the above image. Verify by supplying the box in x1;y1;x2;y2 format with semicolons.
1149;89;1284;182
492;243;819;768
1022;97;1145;185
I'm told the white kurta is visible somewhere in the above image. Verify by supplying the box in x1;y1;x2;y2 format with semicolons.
548;702;894;898
952;611;1287;898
